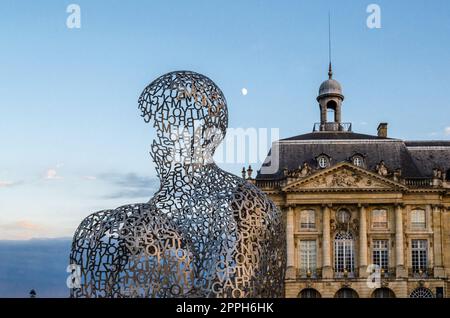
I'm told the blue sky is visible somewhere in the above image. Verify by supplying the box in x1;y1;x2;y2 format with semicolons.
0;0;449;240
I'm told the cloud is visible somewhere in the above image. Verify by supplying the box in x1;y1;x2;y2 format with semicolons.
82;176;97;180
102;188;156;199
0;180;20;188
445;127;450;135
98;172;159;199
99;173;156;187
14;220;44;231
0;220;48;240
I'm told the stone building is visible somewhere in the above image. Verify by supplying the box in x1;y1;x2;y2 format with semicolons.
250;64;450;298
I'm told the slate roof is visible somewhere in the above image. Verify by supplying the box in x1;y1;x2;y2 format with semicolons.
282;131;390;141
257;132;450;180
405;141;450;178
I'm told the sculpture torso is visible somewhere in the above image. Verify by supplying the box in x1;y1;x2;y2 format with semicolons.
70;71;285;298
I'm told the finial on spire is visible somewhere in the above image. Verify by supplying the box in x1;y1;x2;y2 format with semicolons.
328;11;333;79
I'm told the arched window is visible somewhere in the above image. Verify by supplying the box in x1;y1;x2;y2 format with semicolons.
410;287;434;298
326;100;337;123
372;209;388;229
334;232;355;277
300;210;315;229
299;288;322;298
372;288;396;298
411;209;426;230
334;288;359;298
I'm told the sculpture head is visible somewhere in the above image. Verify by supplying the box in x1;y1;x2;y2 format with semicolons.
138;71;228;177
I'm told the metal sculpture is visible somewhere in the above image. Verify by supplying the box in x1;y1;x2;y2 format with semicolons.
70;71;285;298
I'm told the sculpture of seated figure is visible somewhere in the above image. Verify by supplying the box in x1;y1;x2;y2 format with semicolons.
70;71;286;298
376;160;389;176
300;162;312;177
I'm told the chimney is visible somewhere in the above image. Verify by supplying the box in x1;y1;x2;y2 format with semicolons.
377;123;388;138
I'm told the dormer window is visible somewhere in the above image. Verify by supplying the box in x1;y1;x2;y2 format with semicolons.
350;154;365;167
353;156;363;167
317;155;329;169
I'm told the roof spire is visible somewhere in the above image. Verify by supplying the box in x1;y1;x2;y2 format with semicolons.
328;11;333;79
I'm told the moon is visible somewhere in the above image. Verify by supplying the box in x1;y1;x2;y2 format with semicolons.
241;88;248;96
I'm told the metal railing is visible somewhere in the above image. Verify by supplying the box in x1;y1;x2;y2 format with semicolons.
295;267;399;280
297;268;322;279
408;267;434;278
334;268;359;279
368;267;396;278
313;122;352;132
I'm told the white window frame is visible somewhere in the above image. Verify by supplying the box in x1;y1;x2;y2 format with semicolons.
411;239;428;272
372;240;389;271
298;240;317;272
334;232;355;277
372;209;388;229
300;210;316;230
411;209;426;230
352;156;364;167
318;156;329;169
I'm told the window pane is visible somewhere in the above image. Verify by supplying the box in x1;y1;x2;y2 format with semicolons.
411;239;427;272
372;209;387;228
300;210;315;229
411;210;426;229
334;232;354;276
372;240;389;271
299;240;317;274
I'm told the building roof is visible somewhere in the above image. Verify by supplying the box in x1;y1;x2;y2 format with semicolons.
257;132;450;180
405;141;450;178
318;78;343;98
281;131;391;141
257;65;450;181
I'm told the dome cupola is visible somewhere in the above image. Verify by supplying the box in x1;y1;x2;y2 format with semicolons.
316;63;346;131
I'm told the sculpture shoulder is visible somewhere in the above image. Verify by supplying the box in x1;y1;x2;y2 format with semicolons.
72;203;188;248
229;181;281;221
72;208;116;241
73;204;152;243
231;181;277;207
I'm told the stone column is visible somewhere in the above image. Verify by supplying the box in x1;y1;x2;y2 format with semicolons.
335;103;342;123
359;205;368;278
432;205;445;278
286;206;296;279
322;205;332;278
395;205;406;278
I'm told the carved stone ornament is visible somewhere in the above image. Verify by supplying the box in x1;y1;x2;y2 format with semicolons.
303;167;386;189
